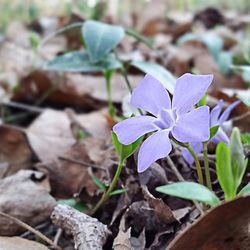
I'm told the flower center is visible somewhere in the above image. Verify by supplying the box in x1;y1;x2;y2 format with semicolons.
154;109;176;130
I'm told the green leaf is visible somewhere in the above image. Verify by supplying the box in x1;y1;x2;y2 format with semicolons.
131;61;176;94
82;20;125;63
202;34;223;59
241;133;250;146
216;142;236;200
58;198;86;211
231;65;250;83
156;181;220;207
45;51;122;73
230;128;248;191
209;125;219;141
91;175;106;190
217;51;232;75
109;188;128;196
238;183;250;196
197;94;207;107
111;132;143;162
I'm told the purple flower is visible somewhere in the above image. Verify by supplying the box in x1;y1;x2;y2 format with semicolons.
113;73;213;172
182;99;240;164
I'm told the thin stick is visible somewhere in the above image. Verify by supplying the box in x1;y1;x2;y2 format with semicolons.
2;101;43;113
39;22;83;49
54;228;63;246
166;156;204;214
231;110;250;122
166;156;184;181
0;211;61;250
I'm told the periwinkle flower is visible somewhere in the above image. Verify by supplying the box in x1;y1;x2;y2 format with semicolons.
113;73;214;172
182;99;240;164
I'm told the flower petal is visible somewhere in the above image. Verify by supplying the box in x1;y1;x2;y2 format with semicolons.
211;127;229;144
182;142;203;164
131;74;171;116
172;73;213;114
172;106;210;143
113;115;157;145
218;100;240;124
210;99;224;126
138;130;171;172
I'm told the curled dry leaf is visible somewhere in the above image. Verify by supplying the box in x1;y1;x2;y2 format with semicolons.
168;196;250;250
0;236;49;250
142;185;176;225
113;216;146;250
0;170;56;236
51;204;111;250
0;125;33;179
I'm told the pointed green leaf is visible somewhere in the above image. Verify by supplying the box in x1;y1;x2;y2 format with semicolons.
45;51;122;72
82;20;125;63
131;61;176;94
238;183;250;196
111;132;143;162
216;142;236;200
197;94;207;107
209;125;220;141
156;182;220;207
91;175;106;191
230;128;248;190
109;188;128;196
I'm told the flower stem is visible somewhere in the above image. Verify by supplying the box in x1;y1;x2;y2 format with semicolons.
90;158;124;215
187;145;204;185
104;70;115;118
202;142;212;190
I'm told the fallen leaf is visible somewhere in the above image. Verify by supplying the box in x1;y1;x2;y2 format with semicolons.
0;125;33;179
27;108;110;161
0;170;56;236
0;236;48;250
168;196;250;250
142;186;176;225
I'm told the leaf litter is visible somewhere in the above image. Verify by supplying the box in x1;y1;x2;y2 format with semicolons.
0;1;249;250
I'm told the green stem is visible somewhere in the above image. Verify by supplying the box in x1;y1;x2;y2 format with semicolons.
90;158;124;215
202;142;212;190
187;145;204;185
104;70;115;118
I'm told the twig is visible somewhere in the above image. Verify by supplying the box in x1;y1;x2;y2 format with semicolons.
54;228;63;246
231;110;250;122
165;156;204;215
166;156;184;181
51;205;111;250
39;22;83;49
1;101;43;113
0;211;61;250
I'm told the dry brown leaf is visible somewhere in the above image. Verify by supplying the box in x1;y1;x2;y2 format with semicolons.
142;186;176;225
0;125;33;179
113;216;133;250
0;170;56;236
36;137;113;199
0;236;49;250
14;71;141;110
27;108;110;161
168;196;250;250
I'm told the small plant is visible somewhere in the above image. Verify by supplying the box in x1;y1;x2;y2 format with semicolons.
43;20;176;118
156;127;248;207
